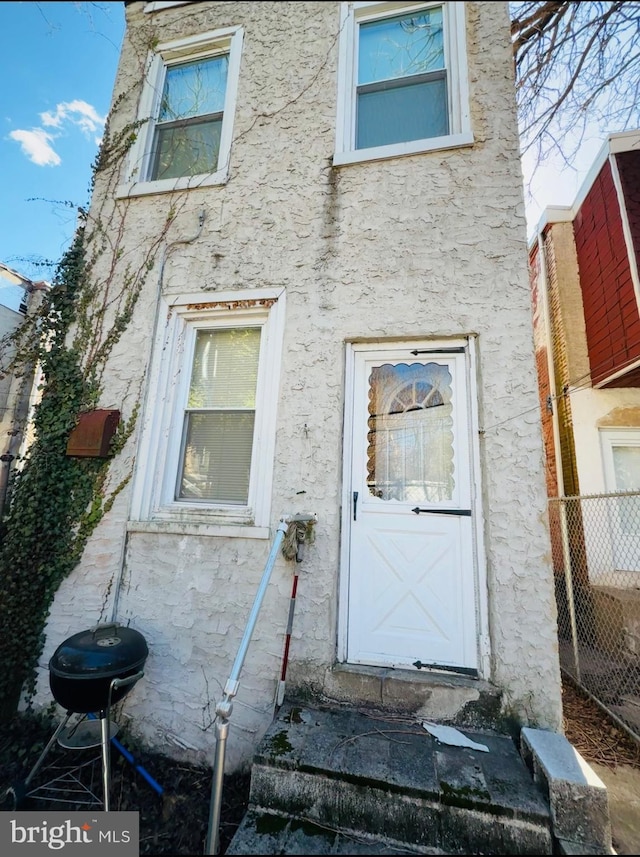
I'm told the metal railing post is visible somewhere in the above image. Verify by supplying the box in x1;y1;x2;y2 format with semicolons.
559;498;581;682
204;515;317;855
206;716;230;856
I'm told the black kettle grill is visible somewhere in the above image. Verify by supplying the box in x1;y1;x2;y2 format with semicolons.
49;622;148;713
13;623;149;812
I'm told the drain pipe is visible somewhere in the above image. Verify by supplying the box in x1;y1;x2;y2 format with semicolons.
537;231;580;681
108;212;206;624
205;513;317;855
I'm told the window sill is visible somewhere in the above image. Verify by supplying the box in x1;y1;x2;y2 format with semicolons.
144;1;194;12
332;131;474;167
127;519;270;539
116;169;228;199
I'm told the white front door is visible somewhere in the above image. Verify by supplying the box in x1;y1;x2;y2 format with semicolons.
345;344;479;674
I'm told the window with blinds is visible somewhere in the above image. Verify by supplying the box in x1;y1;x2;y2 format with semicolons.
177;327;261;504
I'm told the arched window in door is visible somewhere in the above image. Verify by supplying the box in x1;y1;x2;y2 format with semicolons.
366;362;454;502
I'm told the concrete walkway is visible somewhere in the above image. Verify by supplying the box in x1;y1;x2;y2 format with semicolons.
591;764;640;856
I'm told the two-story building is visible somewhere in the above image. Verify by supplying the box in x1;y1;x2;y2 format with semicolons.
36;0;562;770
530;131;640;733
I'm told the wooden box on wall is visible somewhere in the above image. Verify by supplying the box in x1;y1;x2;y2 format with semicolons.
66;409;120;458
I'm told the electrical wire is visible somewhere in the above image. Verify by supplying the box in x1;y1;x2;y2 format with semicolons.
480;340;640;435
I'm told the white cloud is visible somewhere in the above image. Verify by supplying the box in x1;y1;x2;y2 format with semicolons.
9;128;61;167
9;99;106;168
40;100;106;136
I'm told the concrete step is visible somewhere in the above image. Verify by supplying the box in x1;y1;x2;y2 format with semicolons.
319;664;504;731
227;702;552;855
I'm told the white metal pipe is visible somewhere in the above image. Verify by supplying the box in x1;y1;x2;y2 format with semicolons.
227;520;288;688
204;513;317;854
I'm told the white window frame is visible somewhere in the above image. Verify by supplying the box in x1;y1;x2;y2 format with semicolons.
117;26;244;198
144;1;195;12
130;289;286;536
334;1;472;166
601;428;640;492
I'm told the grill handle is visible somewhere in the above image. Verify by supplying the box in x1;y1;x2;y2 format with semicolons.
111;671;144;691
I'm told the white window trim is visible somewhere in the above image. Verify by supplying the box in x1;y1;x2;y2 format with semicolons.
117;26;244;198
334;1;473;166
130;288;286;536
600;427;640;493
144;1;195;12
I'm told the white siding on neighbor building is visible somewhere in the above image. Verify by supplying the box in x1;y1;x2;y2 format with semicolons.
0;304;24;415
571;390;640;496
36;1;562;769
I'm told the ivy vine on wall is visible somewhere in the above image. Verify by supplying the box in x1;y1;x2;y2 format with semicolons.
0;99;179;720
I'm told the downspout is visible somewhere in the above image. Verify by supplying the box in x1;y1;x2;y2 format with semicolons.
108;210;207;623
537;230;580;681
537;231;565;499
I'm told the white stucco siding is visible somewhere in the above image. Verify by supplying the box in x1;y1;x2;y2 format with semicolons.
37;1;562;766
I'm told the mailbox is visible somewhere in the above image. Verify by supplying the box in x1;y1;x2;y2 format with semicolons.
66;409;120;458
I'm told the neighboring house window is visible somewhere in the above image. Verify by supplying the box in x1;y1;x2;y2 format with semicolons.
600;428;640;570
601;429;640;496
119;27;243;196
130;290;285;532
334;2;472;166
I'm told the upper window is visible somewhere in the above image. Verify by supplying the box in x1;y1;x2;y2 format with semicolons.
151;53;229;181
120;27;243;196
335;2;472;166
130;290;285;532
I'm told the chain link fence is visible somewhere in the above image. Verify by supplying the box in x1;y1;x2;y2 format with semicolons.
548;493;640;743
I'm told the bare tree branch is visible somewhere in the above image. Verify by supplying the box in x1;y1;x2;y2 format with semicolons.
511;1;640;171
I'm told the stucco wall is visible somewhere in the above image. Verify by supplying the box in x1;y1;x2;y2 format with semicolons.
36;1;562;768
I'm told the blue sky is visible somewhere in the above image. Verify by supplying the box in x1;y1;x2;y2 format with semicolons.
0;1;125;308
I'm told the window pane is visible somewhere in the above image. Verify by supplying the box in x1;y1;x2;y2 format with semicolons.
159;55;228;121
152;118;223;180
357;77;448;149
612;445;640;534
367;362;454;503
179;411;255;503
188;328;261;410
612;445;640;491
358;8;444;85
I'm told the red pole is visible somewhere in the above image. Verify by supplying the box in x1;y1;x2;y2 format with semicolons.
276;571;299;709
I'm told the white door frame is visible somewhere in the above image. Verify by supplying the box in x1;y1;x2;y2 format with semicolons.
337;336;490;678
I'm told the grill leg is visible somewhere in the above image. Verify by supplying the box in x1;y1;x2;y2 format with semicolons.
100;713;111;812
25;711;74;787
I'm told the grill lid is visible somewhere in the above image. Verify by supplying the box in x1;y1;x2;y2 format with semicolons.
49;623;148;680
